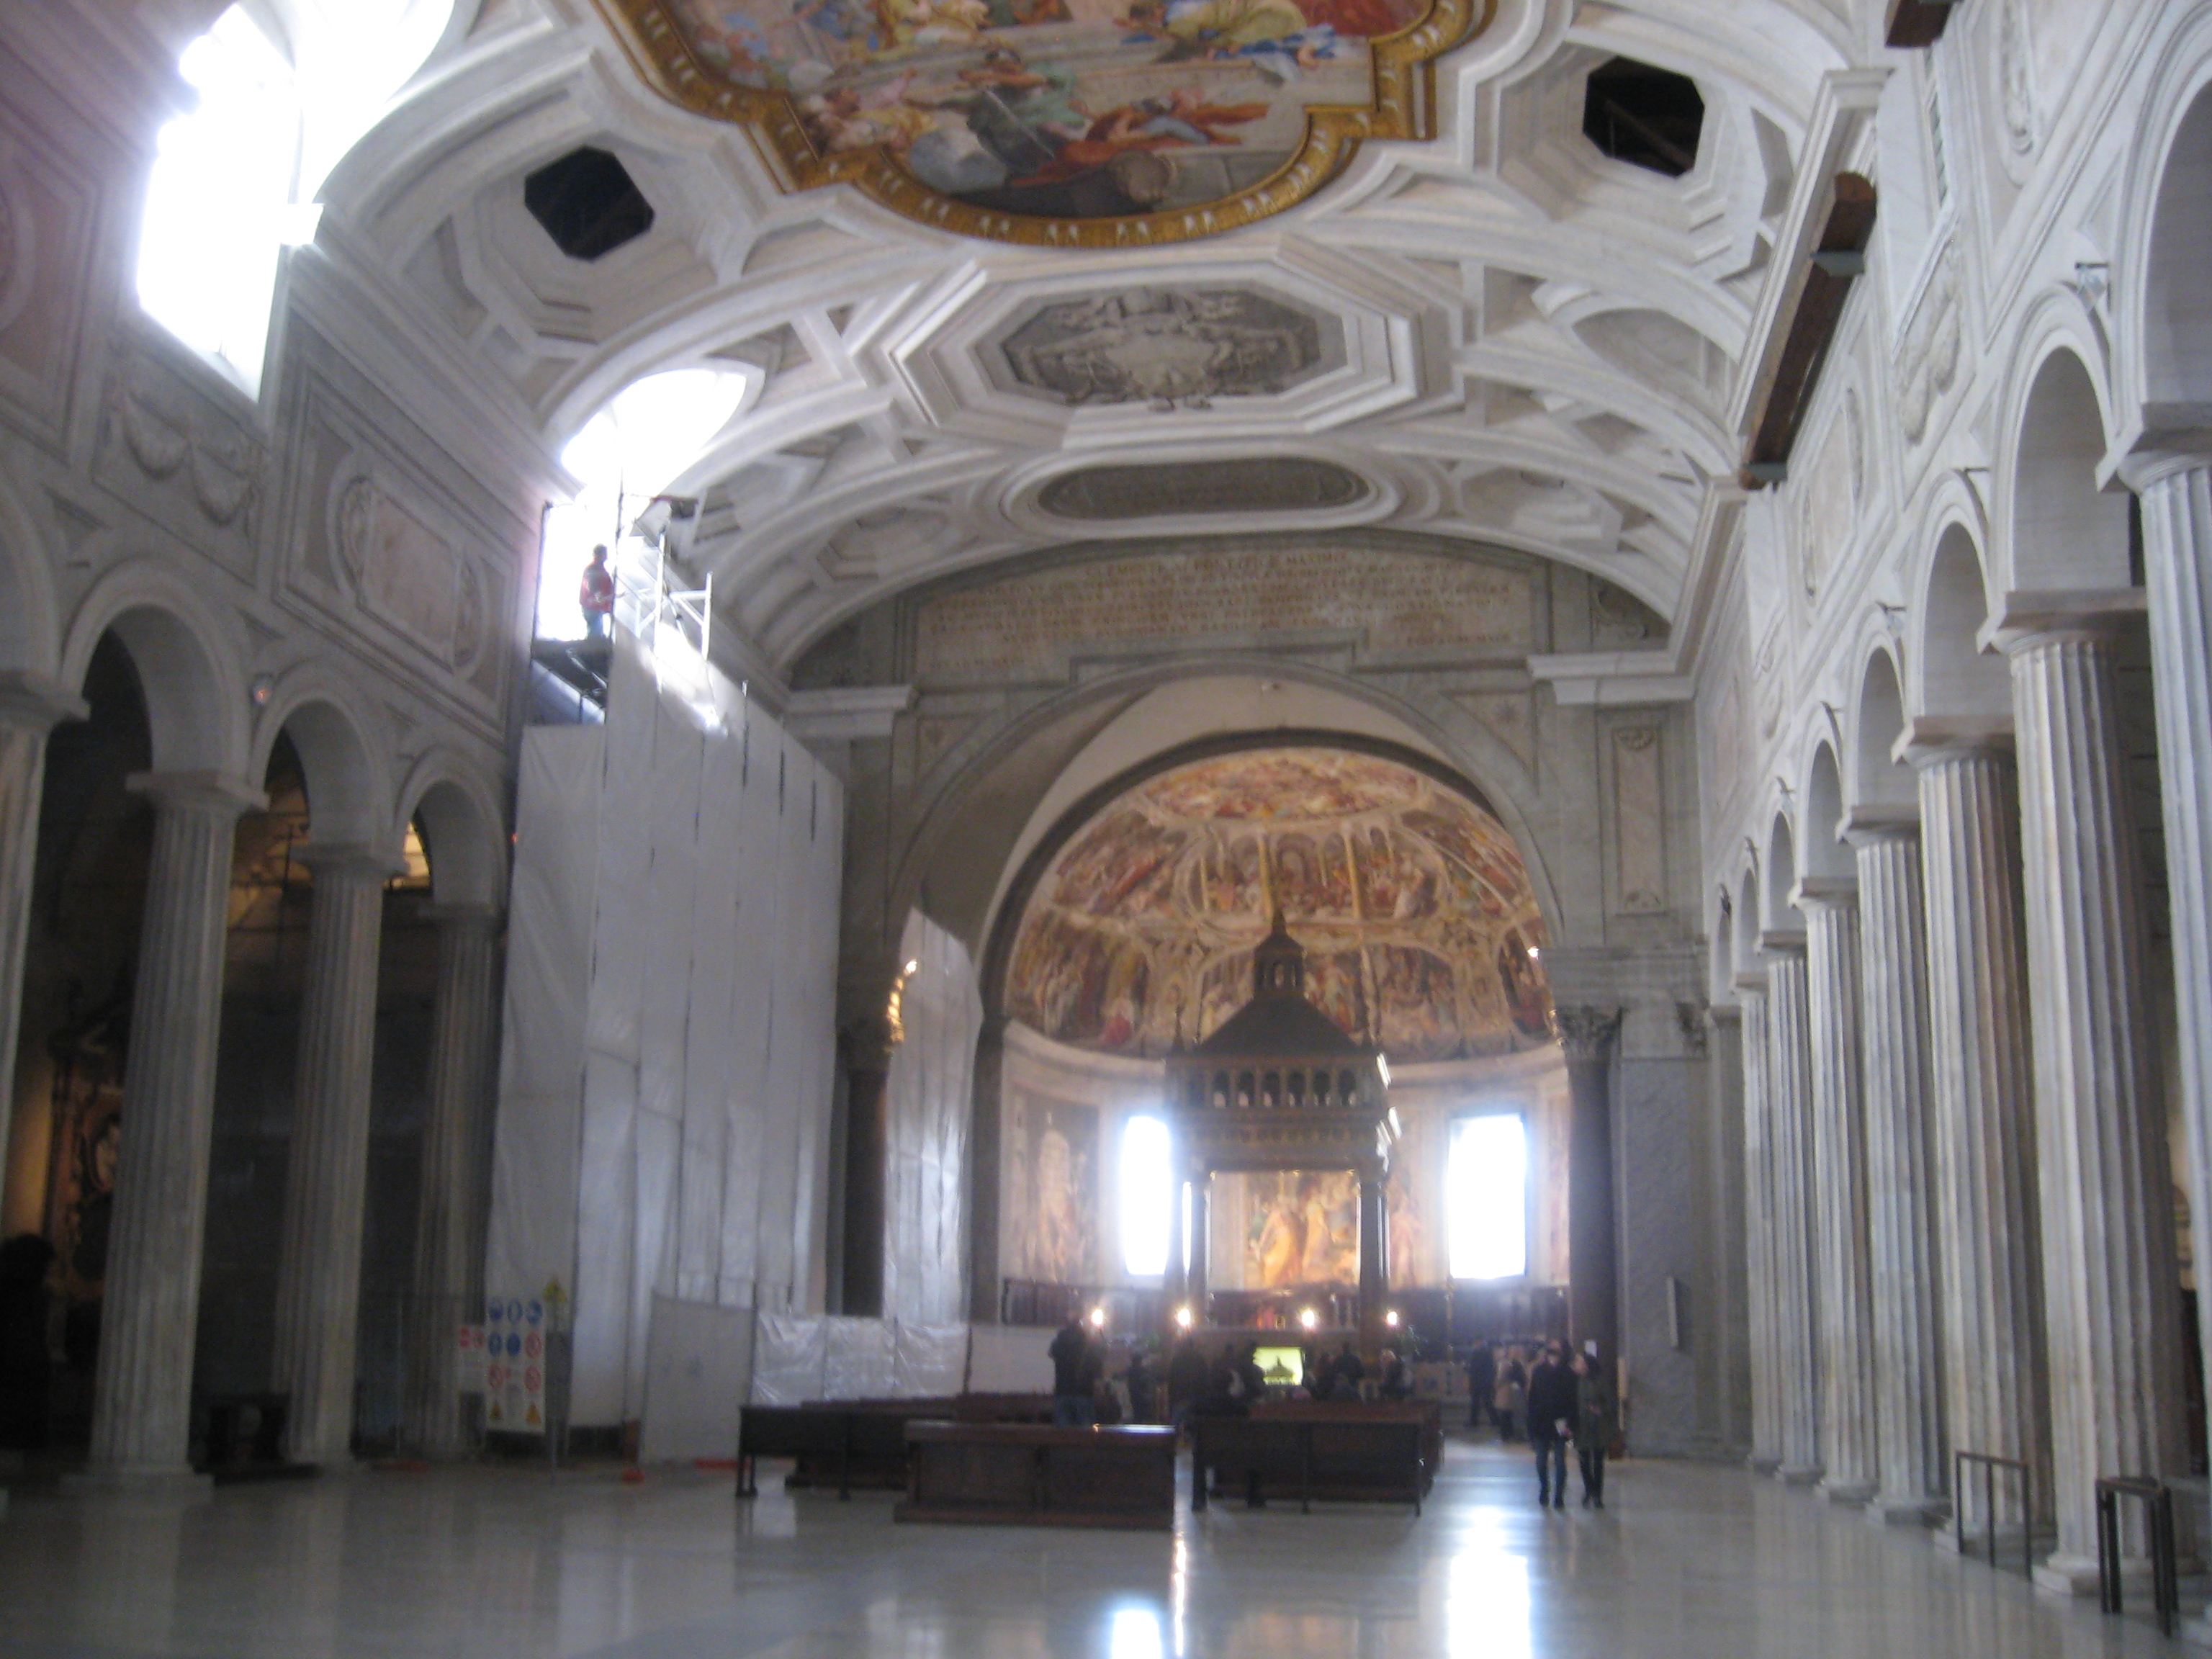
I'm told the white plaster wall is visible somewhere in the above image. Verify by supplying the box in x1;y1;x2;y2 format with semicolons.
881;909;981;1323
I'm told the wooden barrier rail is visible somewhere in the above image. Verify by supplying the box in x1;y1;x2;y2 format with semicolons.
896;1423;1177;1531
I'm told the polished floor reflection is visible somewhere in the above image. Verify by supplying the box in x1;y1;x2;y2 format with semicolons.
0;1440;2190;1657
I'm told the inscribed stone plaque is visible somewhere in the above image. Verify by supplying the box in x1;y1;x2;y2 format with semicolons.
915;546;1534;683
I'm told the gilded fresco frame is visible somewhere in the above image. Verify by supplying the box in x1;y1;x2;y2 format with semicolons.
590;0;1493;247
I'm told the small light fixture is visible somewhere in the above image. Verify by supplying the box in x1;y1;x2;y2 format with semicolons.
904;959;920;975
1298;1307;1318;1331
1384;1309;1401;1328
250;673;276;709
1087;1305;1107;1329
1174;1305;1194;1330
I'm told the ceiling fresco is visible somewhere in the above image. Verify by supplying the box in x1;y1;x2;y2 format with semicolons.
1005;747;1551;1061
994;288;1335;407
593;0;1488;246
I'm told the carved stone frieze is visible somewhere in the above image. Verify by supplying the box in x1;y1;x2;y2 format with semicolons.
1897;245;1960;449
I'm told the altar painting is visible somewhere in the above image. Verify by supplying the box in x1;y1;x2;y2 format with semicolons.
1241;1170;1359;1287
1006;1089;1100;1283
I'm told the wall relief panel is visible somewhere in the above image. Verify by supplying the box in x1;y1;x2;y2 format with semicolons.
0;112;97;450
93;345;266;579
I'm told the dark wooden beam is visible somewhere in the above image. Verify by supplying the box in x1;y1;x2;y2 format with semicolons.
1885;0;1956;49
1743;172;1877;487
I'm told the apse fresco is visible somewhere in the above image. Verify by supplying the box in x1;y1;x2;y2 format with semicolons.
1006;747;1551;1061
1004;1087;1100;1282
594;0;1482;246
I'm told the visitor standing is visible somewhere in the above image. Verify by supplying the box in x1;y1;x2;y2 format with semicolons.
1049;1313;1093;1426
1526;1341;1576;1511
1496;1345;1528;1441
1167;1335;1210;1431
1331;1339;1364;1401
1571;1347;1616;1509
1465;1341;1496;1430
1125;1350;1159;1423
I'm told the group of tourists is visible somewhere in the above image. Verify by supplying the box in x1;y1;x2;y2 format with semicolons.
1467;1336;1616;1509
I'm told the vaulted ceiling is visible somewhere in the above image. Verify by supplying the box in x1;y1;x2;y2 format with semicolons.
309;0;1862;676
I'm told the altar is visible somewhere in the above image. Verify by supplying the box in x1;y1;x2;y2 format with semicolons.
1163;914;1399;1348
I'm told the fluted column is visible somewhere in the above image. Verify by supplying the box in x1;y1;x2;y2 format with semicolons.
1845;817;1947;1524
1765;945;1822;1484
0;674;86;1173
1187;1173;1210;1324
1906;722;2050;1539
1798;883;1879;1505
269;845;396;1467
84;772;261;1480
1359;1174;1388;1345
405;903;502;1455
1735;976;1783;1473
2129;459;2212;1486
1997;598;2188;1590
1555;1006;1622;1368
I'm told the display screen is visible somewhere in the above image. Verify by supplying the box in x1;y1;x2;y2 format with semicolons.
1253;1346;1304;1388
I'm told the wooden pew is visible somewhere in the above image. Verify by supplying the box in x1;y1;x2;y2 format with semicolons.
1192;1406;1429;1514
736;1395;1060;1498
895;1422;1177;1531
1254;1399;1443;1491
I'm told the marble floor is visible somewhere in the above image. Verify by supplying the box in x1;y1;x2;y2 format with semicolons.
0;1439;2193;1658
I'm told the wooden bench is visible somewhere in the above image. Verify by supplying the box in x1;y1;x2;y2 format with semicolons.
895;1422;1177;1531
1254;1398;1443;1490
1192;1406;1429;1514
736;1395;1060;1498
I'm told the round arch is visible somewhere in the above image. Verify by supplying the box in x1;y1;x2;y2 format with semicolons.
395;754;508;907
2113;9;2212;416
2005;341;2131;593
1797;742;1848;884
1849;643;1913;814
1917;523;2010;721
1763;811;1799;938
249;675;395;854
59;564;248;777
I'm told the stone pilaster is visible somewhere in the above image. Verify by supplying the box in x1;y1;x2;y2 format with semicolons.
1797;882;1879;1506
1734;977;1782;1473
1906;722;2051;1537
1554;1005;1622;1367
1187;1174;1210;1323
1704;1003;1753;1455
84;772;262;1480
1996;598;2189;1590
405;903;502;1456
2130;459;2212;1493
1845;817;1948;1524
0;673;86;1174
1765;945;1822;1484
269;845;397;1467
1358;1174;1388;1346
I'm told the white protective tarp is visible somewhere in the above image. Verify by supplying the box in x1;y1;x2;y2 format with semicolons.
822;1316;896;1400
881;912;981;1325
484;725;603;1315
894;1322;971;1398
967;1324;1056;1393
639;1295;754;1462
750;1313;829;1404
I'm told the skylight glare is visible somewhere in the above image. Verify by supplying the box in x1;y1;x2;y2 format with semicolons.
1447;1112;1529;1281
1120;1113;1172;1277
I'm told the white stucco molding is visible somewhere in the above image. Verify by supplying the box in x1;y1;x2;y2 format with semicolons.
1527;650;1694;706
783;684;914;740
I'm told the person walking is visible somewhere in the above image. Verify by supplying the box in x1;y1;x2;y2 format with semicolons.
1049;1312;1094;1426
1571;1347;1617;1509
1525;1340;1576;1511
1465;1341;1496;1431
579;544;616;639
1496;1345;1527;1442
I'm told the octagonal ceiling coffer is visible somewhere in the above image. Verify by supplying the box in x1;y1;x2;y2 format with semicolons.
523;147;657;261
1581;57;1704;178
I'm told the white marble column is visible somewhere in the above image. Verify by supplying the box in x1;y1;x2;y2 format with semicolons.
1734;976;1783;1473
1797;883;1879;1505
269;846;396;1467
1845;817;1947;1524
1765;945;1822;1484
2130;458;2212;1491
83;773;261;1481
1906;722;2050;1539
405;903;502;1455
1996;598;2189;1591
0;674;87;1174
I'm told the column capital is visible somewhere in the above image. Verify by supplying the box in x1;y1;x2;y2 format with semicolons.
1982;588;2146;657
1757;927;1807;956
1550;1004;1621;1062
0;670;87;734
294;842;407;883
1789;876;1858;914
2112;420;2212;492
1730;969;1769;995
1706;1002;1744;1027
125;770;267;816
1838;804;1919;845
1895;716;2013;770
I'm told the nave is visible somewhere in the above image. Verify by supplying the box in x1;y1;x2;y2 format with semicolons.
0;1442;2186;1658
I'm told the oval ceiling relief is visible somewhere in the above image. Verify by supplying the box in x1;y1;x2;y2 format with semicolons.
1006;747;1552;1061
592;0;1491;246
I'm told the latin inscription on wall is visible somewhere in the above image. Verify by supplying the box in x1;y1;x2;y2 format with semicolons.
914;546;1534;683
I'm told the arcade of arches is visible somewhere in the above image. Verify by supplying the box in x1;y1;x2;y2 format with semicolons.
14;1;2212;1654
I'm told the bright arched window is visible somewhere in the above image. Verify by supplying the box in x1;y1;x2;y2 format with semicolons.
138;7;307;392
1120;1114;1172;1277
1447;1112;1528;1280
